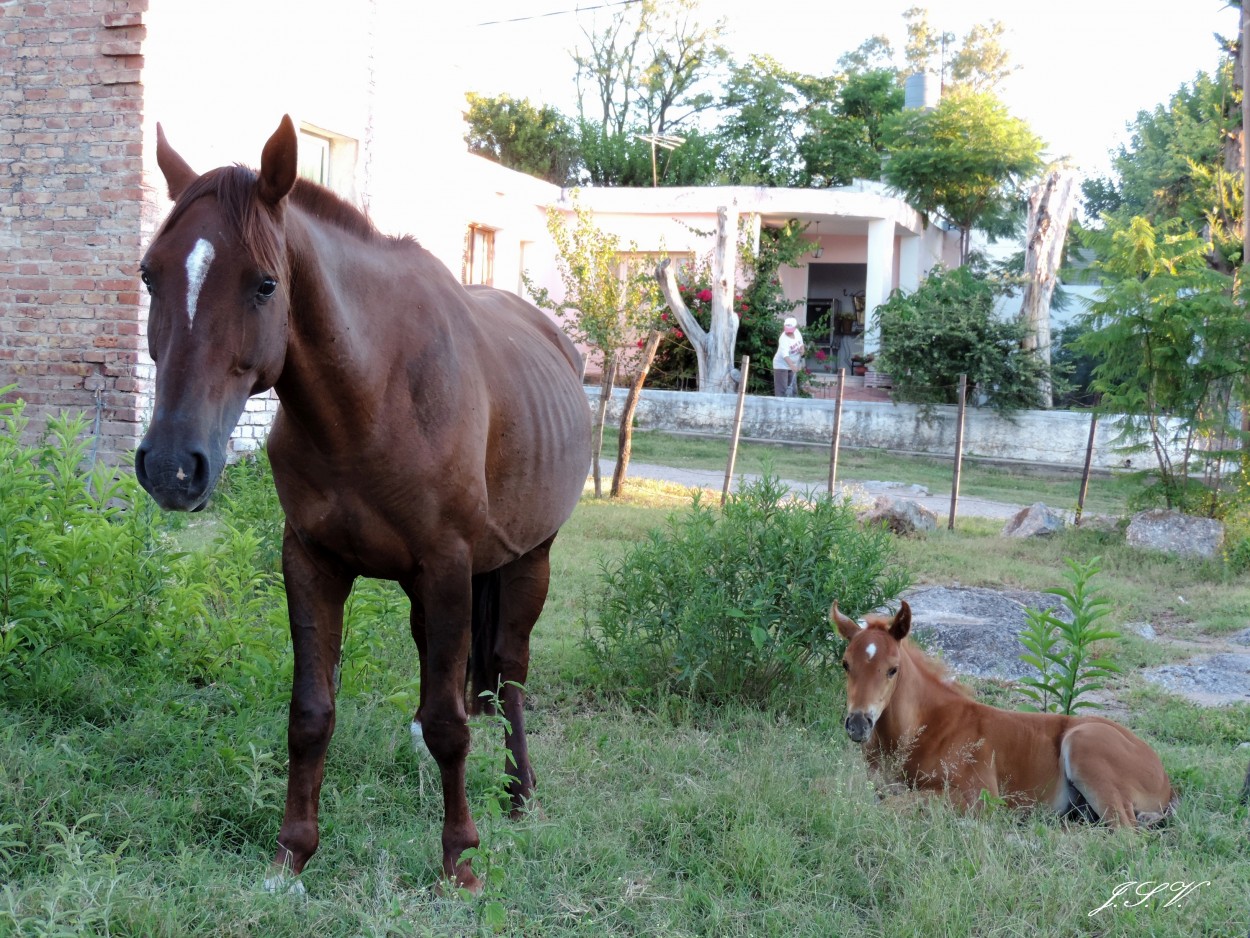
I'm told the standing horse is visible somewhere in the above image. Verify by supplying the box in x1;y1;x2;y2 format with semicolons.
136;116;591;890
831;601;1176;828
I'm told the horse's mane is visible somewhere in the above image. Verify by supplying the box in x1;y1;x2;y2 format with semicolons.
157;164;415;279
901;638;975;699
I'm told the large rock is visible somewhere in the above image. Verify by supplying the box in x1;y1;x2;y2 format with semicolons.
1001;502;1066;539
900;586;1069;681
1141;654;1250;706
859;496;937;537
1126;510;1225;560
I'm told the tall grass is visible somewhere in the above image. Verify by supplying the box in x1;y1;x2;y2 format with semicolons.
1;420;1246;937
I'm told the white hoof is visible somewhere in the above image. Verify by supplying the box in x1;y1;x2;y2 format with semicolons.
410;720;430;757
262;873;307;896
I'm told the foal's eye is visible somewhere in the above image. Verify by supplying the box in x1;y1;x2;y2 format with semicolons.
140;270;153;293
841;659;849;672
256;277;278;300
887;667;898;678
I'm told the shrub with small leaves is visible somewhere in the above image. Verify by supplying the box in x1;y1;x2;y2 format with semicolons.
583;472;909;706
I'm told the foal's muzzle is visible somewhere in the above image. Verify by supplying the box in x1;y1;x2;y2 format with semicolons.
845;711;875;744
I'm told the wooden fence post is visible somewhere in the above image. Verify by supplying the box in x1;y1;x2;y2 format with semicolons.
828;368;846;497
722;355;750;507
1075;410;1098;526
948;374;967;530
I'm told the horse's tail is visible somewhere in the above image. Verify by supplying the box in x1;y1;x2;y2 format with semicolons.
468;569;502;714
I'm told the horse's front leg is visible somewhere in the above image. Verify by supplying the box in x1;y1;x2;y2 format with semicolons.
417;552;481;892
269;527;353;883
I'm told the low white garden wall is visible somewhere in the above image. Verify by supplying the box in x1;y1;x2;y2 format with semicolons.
588;387;1181;472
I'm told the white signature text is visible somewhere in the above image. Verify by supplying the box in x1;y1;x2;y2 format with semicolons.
1089;880;1210;916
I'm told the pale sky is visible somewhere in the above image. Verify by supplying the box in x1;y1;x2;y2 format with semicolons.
449;0;1238;182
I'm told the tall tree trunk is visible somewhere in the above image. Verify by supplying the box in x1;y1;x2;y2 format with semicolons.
654;205;741;392
610;329;664;497
1019;167;1078;407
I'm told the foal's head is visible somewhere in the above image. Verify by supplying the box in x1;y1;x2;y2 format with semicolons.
135;117;299;511
831;601;911;743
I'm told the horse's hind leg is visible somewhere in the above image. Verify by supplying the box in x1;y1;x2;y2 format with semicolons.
270;528;353;881
1060;723;1172;829
487;535;557;814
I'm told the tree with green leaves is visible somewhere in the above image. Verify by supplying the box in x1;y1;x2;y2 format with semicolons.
873;263;1050;414
902;7;1016;93
525;194;663;497
463;93;577;185
1080;62;1242;272
1076;216;1250;510
882;88;1044;262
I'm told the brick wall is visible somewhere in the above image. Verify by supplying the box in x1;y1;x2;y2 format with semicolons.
0;0;150;466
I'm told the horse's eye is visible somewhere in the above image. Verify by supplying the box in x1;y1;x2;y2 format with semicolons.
140;270;153;293
257;277;278;300
841;659;850;672
887;667;898;678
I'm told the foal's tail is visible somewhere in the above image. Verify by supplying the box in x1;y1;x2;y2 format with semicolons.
468;569;502;713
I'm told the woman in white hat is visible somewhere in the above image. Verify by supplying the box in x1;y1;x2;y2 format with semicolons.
772;317;805;397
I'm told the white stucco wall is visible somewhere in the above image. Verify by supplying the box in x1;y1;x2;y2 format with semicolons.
590;387;1184;473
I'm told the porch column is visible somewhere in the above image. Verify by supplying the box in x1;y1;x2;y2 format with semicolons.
864;218;895;355
898;233;922;293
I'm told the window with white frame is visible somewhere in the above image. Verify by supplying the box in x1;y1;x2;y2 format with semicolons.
464;224;495;286
297;123;358;201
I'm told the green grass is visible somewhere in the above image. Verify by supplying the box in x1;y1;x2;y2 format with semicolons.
611;428;1148;516
2;475;1247;937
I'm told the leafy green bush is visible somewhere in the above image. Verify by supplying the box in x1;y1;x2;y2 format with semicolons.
0;398;205;694
873;263;1050;414
583;473;909;705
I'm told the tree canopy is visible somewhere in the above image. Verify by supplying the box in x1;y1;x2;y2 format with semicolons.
882;88;1044;261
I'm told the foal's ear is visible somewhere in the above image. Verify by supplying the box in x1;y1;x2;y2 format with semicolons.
889;601;912;642
155;123;198;201
830;602;864;640
258;114;299;207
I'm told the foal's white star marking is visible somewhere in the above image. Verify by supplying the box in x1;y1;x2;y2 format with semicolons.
866;642;877;660
184;238;215;327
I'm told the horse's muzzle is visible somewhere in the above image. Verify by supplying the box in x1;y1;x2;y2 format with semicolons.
845;711;874;744
134;442;216;512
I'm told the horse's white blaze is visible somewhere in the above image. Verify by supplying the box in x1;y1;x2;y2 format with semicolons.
184;238;215;327
866;642;877;660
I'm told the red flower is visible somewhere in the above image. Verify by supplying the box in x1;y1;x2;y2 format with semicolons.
696;289;712;303
815;349;828;361
637;339;645;348
673;330;684;339
660;312;669;321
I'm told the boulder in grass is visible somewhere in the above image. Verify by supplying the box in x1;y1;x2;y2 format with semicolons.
1001;502;1066;539
859;496;937;537
1125;509;1224;560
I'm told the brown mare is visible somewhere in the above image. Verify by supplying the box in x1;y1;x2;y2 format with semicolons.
135;116;591;891
831;601;1176;828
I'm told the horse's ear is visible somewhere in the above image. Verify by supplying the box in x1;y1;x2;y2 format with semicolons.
258;115;299;207
830;602;864;640
889;601;911;642
155;123;198;201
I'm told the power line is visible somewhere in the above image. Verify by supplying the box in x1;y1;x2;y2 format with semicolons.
475;0;641;28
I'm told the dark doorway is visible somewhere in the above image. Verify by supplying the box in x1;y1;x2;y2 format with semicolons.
806;263;866;369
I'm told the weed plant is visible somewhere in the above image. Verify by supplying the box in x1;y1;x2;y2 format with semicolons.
1018;557;1122;714
584;472;908;705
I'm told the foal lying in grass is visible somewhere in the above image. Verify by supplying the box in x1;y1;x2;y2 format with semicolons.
831;601;1176;828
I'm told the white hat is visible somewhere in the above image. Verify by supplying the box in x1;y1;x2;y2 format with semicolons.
783;317;797;328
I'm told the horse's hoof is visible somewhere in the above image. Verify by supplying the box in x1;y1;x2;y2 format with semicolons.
262;873;307;896
410;720;430;757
